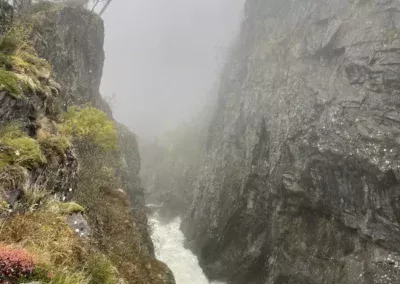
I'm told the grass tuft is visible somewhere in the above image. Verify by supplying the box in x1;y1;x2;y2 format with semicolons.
60;106;118;151
0;124;46;170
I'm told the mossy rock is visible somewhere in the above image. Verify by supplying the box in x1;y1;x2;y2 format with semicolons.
56;202;85;215
60;106;118;151
0;69;21;97
0;124;46;170
39;134;70;159
0;24;32;54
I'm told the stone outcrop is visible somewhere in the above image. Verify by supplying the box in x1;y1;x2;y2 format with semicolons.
182;1;400;283
0;3;174;283
32;5;110;113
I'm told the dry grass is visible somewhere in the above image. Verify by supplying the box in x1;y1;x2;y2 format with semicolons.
0;204;121;284
0;209;86;269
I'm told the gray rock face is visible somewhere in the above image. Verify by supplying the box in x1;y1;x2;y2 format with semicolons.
66;212;91;238
182;0;400;283
32;6;111;114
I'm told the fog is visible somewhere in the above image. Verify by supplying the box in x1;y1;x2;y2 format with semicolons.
100;0;245;139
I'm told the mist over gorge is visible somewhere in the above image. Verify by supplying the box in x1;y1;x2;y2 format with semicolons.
138;0;400;283
2;0;400;283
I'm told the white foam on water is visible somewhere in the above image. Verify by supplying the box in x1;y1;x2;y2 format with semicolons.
149;214;225;284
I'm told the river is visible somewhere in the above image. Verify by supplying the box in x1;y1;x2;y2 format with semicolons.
149;213;225;284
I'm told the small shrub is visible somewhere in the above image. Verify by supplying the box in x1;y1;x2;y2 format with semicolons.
0;165;27;193
0;124;46;170
0;54;13;70
49;201;85;215
18;48;51;72
60;106;117;151
0;245;35;282
0;69;20;97
49;268;89;284
87;255;118;284
0;210;85;269
39;134;70;158
21;185;50;209
0;24;32;54
0;200;10;213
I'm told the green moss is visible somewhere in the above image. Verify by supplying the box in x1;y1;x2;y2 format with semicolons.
0;69;21;97
19;50;51;72
39;135;70;158
0;200;10;213
0;23;56;110
56;202;85;215
87;255;118;284
0;49;52;98
5;136;45;166
60;106;118;151
0;24;32;54
0;54;13;70
0;20;52;99
0;124;46;170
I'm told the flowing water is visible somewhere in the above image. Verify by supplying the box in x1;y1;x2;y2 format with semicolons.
149;213;225;284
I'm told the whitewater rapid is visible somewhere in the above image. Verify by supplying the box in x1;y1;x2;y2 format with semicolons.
149;213;225;284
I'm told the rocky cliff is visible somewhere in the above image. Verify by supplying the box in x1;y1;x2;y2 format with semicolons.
182;0;400;283
32;4;111;113
0;2;174;283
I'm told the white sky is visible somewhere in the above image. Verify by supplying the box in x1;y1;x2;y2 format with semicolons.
100;0;245;138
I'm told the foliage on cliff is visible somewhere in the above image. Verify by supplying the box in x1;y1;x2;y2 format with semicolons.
0;2;175;284
60;106;117;150
74;122;174;284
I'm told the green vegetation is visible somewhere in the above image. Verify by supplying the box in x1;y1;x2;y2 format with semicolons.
0;124;46;170
0;20;53;99
48;268;89;284
0;206;119;284
0;23;32;54
0;69;21;97
22;185;50;209
35;117;71;158
0;165;27;195
87;255;118;284
53;201;85;215
0;209;86;278
74;132;174;284
0;200;10;213
39;134;70;158
0;5;172;284
60;106;118;151
0;53;13;69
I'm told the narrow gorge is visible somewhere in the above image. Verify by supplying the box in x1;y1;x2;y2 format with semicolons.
2;0;400;284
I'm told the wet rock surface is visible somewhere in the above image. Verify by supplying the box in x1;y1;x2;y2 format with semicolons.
32;6;111;114
66;212;91;238
182;0;400;283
